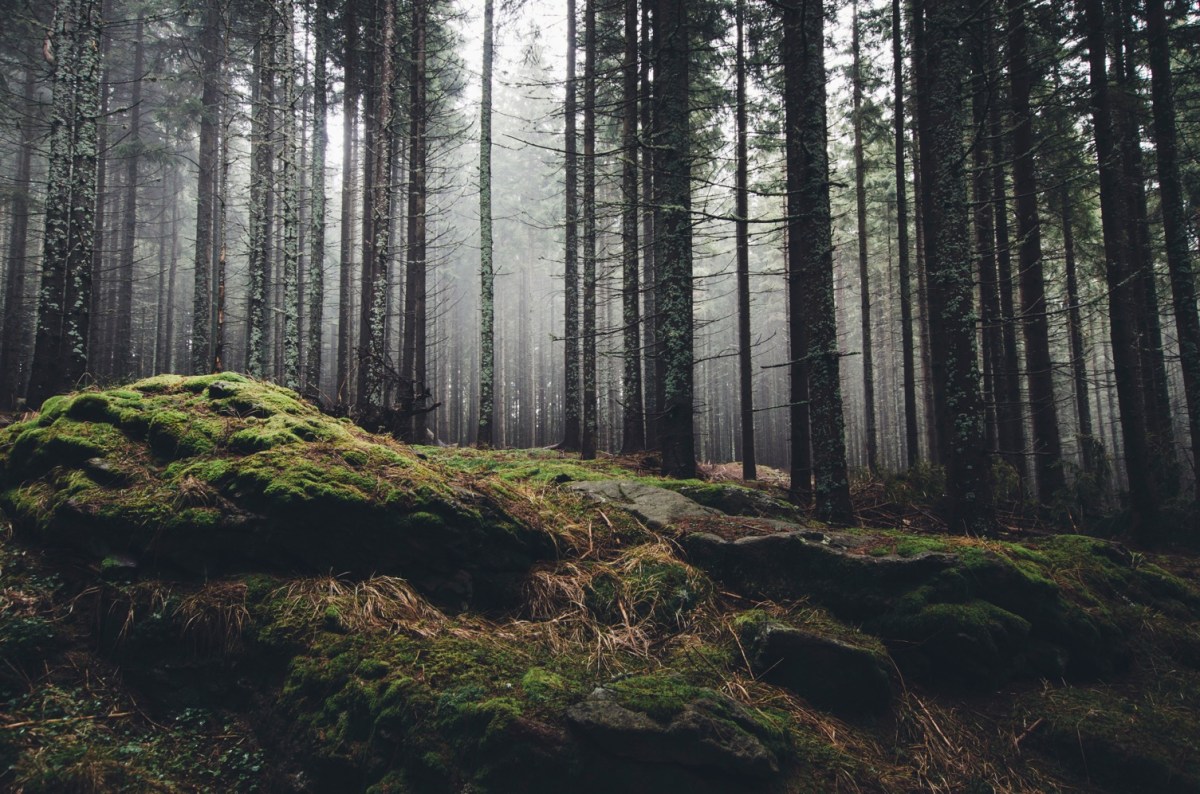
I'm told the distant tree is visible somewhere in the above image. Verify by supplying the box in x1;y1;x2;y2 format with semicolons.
581;0;597;461
0;52;38;408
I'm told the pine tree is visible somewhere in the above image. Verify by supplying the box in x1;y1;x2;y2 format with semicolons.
783;0;852;522
735;0;755;480
28;0;104;406
478;0;496;447
560;0;581;451
891;0;918;468
619;0;644;454
653;0;696;478
580;0;598;461
191;0;221;376
305;0;329;401
912;0;992;532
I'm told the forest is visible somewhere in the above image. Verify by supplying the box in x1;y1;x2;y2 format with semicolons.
1;0;1200;790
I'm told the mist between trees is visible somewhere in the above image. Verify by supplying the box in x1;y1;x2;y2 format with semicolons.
1;0;1198;535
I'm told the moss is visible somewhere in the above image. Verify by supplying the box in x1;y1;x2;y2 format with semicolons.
520;667;564;702
147;410;220;459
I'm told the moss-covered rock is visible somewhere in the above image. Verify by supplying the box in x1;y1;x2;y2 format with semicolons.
683;528;1139;689
0;377;552;607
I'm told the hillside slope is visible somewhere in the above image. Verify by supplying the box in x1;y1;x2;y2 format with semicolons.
1;376;1198;792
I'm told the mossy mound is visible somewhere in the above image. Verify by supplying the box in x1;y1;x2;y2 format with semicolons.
0;376;551;606
682;524;1198;689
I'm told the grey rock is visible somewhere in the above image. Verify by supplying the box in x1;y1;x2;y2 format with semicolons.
567;480;719;529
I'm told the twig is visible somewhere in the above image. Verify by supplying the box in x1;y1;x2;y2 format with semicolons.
2;711;133;731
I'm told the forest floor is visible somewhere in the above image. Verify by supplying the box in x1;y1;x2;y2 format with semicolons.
1;375;1198;792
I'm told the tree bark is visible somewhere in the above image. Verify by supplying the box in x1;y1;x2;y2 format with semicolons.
478;0;496;446
581;0;598;460
653;0;695;478
28;0;103;405
784;0;852;521
913;0;992;532
561;0;581;451
620;0;645;453
891;0;918;468
306;0;328;401
735;0;755;480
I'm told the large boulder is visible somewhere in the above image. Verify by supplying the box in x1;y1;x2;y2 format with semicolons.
0;375;552;607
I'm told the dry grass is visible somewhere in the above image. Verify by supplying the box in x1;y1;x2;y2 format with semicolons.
279;574;448;637
894;692;1059;793
175;581;250;654
521;541;712;671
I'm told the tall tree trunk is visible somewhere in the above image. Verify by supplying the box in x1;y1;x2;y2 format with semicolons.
913;0;992;532
115;12;145;380
620;0;645;453
246;20;274;378
892;0;918;468
851;0;877;474
478;0;496;446
0;59;38;407
653;0;695;478
640;0;657;449
735;0;755;480
581;0;598;460
87;0;112;376
1008;0;1064;501
1146;0;1200;491
784;0;852;521
402;0;428;438
28;0;103;405
357;0;395;411
281;0;301;390
1080;0;1156;532
306;0;328;401
561;0;581;451
336;0;358;404
192;0;220;375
